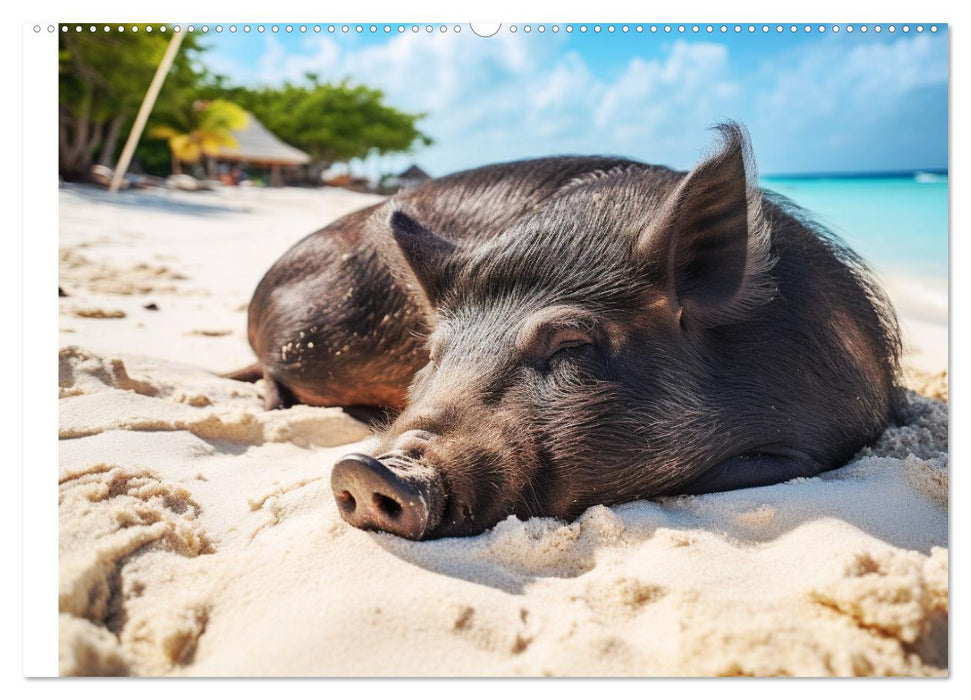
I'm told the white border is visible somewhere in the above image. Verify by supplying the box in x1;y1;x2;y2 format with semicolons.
20;19;58;683
9;0;964;21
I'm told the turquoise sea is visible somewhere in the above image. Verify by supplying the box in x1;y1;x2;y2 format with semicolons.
760;174;949;280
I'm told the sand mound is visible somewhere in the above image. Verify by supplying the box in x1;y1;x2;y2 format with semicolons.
59;346;369;447
58;347;948;676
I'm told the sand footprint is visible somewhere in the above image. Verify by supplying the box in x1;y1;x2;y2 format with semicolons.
580;575;669;622
448;602;538;657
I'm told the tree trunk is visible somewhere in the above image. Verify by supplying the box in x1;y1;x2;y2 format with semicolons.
59;111;88;179
68;89;92;168
171;151;182;175
308;160;329;186
81;120;105;172
98;113;127;167
58;110;72;168
59;117;95;180
58;86;104;180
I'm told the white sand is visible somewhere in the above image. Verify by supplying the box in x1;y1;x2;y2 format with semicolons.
57;184;948;676
879;272;949;382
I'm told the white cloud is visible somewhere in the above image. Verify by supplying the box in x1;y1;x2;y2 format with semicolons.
531;52;593;112
594;41;737;140
255;35;341;84
756;34;946;132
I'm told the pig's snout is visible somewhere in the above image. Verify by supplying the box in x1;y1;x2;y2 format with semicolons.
331;451;445;540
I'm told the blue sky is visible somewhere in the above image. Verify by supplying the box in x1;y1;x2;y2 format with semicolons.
197;25;948;177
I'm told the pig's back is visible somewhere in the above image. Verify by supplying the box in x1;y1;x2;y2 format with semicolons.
389;156;656;243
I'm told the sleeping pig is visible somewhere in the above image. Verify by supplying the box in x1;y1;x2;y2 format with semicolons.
239;123;901;540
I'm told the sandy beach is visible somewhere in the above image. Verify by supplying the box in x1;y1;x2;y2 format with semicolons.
57;183;948;676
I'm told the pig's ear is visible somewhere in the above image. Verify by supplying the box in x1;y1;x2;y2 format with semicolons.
389;209;457;304
639;123;775;328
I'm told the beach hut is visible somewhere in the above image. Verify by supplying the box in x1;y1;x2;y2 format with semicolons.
215;113;312;186
394;164;431;190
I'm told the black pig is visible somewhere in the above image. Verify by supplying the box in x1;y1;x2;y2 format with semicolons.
241;124;901;540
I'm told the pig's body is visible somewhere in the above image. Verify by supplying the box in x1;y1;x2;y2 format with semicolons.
243;125;901;539
247;157;639;410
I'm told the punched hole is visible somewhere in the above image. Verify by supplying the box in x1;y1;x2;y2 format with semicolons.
336;490;356;513
373;493;403;520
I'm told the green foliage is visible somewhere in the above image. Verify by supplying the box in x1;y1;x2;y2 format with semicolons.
58;25;205;177
206;77;433;166
150;100;250;164
130;139;172;177
61;28;160;122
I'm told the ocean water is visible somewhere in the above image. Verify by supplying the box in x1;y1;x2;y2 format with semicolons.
760;174;948;280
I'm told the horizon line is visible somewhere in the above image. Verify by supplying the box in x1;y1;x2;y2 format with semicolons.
761;168;948;180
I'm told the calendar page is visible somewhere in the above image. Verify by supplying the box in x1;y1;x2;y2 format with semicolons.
23;10;949;679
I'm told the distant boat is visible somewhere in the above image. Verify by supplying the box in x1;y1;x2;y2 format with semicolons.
915;171;947;184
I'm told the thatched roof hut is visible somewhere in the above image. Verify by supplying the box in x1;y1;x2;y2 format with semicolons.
390;164;431;191
215;113;311;185
398;164;430;181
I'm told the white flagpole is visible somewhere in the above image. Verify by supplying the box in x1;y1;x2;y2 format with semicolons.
109;28;185;193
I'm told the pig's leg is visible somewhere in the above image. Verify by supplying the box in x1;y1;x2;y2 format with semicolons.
262;371;295;411
679;452;827;495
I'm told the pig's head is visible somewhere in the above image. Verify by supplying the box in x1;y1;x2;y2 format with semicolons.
332;124;777;539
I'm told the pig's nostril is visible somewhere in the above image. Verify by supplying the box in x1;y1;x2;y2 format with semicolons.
331;452;443;540
336;489;356;514
373;493;403;520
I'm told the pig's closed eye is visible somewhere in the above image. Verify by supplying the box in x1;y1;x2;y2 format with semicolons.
540;331;594;371
547;341;591;365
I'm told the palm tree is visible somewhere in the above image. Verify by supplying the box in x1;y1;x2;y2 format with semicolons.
151;99;248;176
